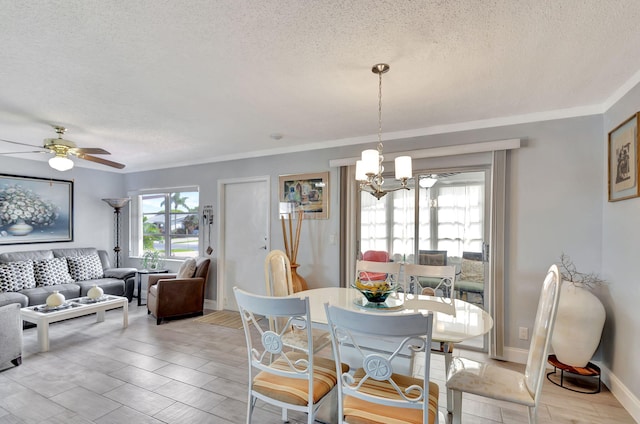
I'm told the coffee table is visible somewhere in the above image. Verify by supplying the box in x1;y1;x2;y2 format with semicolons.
20;295;128;352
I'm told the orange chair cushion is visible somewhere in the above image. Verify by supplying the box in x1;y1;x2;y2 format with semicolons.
253;352;347;406
343;369;439;424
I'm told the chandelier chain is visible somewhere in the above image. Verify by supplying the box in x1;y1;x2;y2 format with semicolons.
377;67;384;155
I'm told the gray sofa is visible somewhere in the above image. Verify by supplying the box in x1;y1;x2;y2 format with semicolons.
0;247;136;308
0;303;22;368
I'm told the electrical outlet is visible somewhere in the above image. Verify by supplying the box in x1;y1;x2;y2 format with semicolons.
519;327;529;340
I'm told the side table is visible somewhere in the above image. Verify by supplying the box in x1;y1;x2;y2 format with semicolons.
546;354;601;394
136;269;169;306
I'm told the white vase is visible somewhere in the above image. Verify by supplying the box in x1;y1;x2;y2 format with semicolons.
46;290;66;307
550;281;605;367
87;284;104;300
8;221;33;236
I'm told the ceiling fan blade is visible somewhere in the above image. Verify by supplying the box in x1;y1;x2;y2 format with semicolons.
0;138;48;151
76;153;125;169
0;150;48;155
70;147;111;155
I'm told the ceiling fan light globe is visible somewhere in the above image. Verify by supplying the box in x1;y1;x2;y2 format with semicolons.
49;155;74;171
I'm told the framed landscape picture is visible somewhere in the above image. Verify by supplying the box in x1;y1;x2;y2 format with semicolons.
608;112;640;202
0;174;73;244
279;172;329;219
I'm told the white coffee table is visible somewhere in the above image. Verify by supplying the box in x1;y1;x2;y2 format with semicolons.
20;295;128;352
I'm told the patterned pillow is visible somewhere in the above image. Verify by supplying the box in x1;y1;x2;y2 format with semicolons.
0;261;36;292
461;259;485;282
67;254;104;281
34;257;75;286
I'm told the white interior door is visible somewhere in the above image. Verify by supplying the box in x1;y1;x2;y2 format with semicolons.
218;177;270;311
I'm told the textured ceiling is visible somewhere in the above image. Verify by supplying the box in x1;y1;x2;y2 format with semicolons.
1;0;640;173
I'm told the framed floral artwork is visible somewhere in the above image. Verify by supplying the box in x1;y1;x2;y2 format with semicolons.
0;174;73;244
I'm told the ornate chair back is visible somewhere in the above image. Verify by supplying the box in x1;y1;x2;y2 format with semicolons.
325;303;440;424
234;287;342;424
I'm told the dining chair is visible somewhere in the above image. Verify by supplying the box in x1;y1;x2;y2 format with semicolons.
234;287;346;424
264;250;331;353
404;263;457;298
446;264;561;423
354;259;402;288
404;263;457;411
324;303;441;424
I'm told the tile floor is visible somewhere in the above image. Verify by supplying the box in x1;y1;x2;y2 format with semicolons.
0;304;635;423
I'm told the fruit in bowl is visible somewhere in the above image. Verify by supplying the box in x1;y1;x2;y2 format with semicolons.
352;278;398;303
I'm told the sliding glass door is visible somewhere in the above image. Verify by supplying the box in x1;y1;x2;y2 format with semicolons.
358;167;490;350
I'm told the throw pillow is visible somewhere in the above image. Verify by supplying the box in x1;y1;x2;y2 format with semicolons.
177;258;197;278
0;261;36;292
34;257;75;286
67;254;104;281
461;259;485;282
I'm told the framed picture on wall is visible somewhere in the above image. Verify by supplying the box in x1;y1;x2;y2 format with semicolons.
0;174;74;244
608;112;640;202
278;172;329;219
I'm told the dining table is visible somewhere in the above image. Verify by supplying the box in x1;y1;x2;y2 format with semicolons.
294;286;494;413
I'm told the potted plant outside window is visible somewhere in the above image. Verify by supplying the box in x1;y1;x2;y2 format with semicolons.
141;250;164;271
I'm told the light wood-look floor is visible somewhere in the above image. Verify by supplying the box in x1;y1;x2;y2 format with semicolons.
0;305;635;424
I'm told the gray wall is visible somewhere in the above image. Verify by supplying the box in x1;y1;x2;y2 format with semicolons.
0;157;125;259
1;101;635;410
123;114;604;351
603;83;640;398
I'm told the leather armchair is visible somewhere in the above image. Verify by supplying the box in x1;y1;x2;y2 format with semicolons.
0;303;22;368
147;257;211;325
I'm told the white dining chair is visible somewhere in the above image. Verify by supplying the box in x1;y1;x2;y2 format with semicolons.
446;264;561;423
264;250;331;353
404;263;458;411
354;259;402;286
404;263;457;298
234;287;347;424
324;303;442;424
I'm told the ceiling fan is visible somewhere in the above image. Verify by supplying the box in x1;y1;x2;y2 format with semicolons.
0;126;125;171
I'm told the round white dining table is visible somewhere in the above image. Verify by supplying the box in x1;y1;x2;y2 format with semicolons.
295;287;493;344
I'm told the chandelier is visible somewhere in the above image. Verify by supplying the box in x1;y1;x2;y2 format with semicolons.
355;63;412;199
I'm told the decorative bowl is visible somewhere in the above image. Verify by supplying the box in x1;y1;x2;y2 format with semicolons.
352;278;399;303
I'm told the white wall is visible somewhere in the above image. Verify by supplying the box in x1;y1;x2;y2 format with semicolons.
0;157;125;260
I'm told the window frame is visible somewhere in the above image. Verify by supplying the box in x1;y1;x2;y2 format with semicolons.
129;186;200;260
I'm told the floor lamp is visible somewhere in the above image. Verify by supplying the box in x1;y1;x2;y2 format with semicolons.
102;198;131;268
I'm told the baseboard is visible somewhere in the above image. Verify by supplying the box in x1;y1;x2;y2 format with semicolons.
501;346;528;364
204;299;218;310
501;348;639;421
596;362;640;422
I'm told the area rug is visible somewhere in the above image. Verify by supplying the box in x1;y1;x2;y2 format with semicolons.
193;310;260;329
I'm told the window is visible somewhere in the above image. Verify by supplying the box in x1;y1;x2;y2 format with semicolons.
359;170;486;263
133;189;200;259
